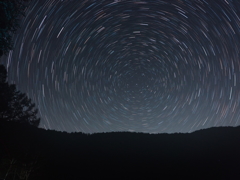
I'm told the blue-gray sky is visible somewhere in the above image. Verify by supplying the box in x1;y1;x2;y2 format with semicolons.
2;0;240;133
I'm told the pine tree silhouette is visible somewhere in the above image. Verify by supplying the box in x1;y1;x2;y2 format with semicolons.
0;0;31;56
0;64;40;127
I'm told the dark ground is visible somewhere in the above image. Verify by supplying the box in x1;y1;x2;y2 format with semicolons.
1;121;240;180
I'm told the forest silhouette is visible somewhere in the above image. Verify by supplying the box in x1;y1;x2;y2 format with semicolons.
1;121;240;179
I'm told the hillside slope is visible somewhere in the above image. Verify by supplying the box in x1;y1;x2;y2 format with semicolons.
0;121;240;179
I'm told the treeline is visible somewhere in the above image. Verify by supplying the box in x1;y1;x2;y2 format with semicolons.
1;121;240;179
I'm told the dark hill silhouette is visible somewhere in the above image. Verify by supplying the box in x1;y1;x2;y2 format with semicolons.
0;121;240;180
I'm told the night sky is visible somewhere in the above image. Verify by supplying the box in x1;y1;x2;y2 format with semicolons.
1;0;240;134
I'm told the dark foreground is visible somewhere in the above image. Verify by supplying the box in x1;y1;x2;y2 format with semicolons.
1;121;240;180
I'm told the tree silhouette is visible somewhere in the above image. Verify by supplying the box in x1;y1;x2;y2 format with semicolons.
0;0;31;56
0;64;40;127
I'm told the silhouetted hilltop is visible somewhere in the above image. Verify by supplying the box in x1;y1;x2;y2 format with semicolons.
1;121;240;180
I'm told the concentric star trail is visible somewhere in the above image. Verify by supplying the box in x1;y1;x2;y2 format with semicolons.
2;0;240;133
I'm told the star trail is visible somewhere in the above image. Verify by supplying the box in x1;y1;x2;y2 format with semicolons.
1;0;240;133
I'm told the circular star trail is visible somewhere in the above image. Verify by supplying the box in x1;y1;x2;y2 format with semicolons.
2;0;240;133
